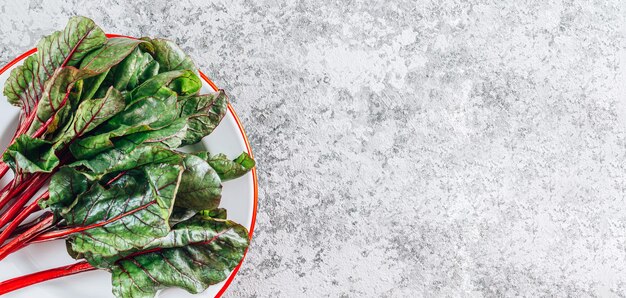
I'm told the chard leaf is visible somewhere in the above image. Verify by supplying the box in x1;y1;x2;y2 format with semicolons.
52;87;125;148
111;47;157;91
178;90;228;145
70;89;179;159
43;167;93;215
200;208;227;220
64;163;184;258
70;144;182;176
2;135;59;173
26;67;88;136
140;37;196;72
27;38;145;137
3;16;106;115
196;152;255;181
176;155;222;211
168;207;196;227
121;118;188;149
100;216;249;298
129;70;201;103
81;69;110;101
78;38;146;75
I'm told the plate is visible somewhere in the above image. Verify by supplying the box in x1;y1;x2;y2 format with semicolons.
0;35;257;298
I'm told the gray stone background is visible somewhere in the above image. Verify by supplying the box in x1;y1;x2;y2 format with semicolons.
0;0;624;297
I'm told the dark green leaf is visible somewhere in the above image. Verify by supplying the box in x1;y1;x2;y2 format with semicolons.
122;118;188;149
104;216;249;298
168;207;196;227
201;152;255;182
78;38;146;75
81;69;110;101
70;144;182;176
129;70;201;103
65;163;184;258
52;87;125;148
3;16;106;114
175;155;222;211
178;90;228;145
70;89;179;159
2;135;59;173
43;167;93;216
25;67;89;136
141;38;196;72
199;208;227;220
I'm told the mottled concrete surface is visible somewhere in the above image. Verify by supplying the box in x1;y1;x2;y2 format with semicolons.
1;0;625;297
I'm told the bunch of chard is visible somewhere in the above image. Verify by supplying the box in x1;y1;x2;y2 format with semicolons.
0;16;255;297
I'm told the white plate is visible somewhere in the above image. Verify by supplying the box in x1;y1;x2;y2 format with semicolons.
0;39;258;298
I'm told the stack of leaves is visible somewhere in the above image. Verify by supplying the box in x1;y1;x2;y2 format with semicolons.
0;16;255;298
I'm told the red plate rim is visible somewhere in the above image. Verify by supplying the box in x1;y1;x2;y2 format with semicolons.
0;33;258;298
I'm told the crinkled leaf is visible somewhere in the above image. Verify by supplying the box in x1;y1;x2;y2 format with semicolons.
52;87;125;148
3;16;106;114
3;55;38;109
81;69;110;101
26;67;88;136
101;216;249;298
122;118;188;149
178;90;228;145
140;37;196;72
2;135;59;173
111;47;158;91
26;38;143;137
200;208;227;220
196;152;255;182
64;163;184;258
43;167;93;216
70;144;182;176
175;155;222;211
168;207;196;227
129;70;201;103
78;38;145;75
70;89;179;159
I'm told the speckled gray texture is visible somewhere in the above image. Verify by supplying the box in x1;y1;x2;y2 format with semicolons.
0;0;624;297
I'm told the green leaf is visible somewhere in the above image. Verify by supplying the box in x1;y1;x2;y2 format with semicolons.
70;144;182;176
81;69;110;101
43;167;93;216
25;67;89;137
3;16;106;113
70;89;179;159
198;152;255;182
141;37;196;72
178;90;228;145
3;55;39;109
175;155;222;211
104;216;249;298
129;70;201;103
2;135;59;173
78;38;146;75
199;208;227;220
121;118;188;149
112;47;158;91
169;207;196;227
64;163;184;258
52;87;126;148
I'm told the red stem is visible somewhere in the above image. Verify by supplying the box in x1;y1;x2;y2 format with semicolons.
0;193;45;245
0;213;53;261
0;174;47;229
34;200;156;244
0;261;95;295
0;180;15;212
1;170;127;253
0;163;9;182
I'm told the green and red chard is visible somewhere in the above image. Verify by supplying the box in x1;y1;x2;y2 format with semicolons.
0;16;255;297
